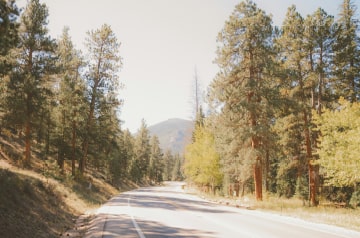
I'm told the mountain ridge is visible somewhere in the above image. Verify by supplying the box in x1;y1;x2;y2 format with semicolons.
148;118;194;155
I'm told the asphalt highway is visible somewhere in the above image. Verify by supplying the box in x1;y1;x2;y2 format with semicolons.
84;182;360;238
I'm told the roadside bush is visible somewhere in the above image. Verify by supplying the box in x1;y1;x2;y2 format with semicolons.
350;190;360;207
322;186;353;204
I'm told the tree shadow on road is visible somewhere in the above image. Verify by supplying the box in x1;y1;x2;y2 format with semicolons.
86;214;215;238
133;194;234;214
137;218;215;238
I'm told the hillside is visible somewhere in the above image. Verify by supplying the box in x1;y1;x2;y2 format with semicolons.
148;118;194;154
0;134;131;237
0;166;75;238
0;157;123;238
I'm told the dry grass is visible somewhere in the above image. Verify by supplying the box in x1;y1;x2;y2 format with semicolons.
0;158;126;237
0;133;134;237
252;195;360;232
0;168;76;238
188;186;360;232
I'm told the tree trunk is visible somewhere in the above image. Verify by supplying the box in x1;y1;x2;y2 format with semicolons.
80;83;97;174
241;181;245;197
24;49;33;168
254;158;262;201
264;149;270;192
252;135;262;201
45;114;50;157
303;109;318;206
57;150;64;173
80;52;102;174
71;118;76;177
58;110;66;173
24;121;31;167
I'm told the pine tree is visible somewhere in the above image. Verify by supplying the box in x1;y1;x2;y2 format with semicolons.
275;5;314;201
305;8;334;114
80;24;122;174
171;153;184;181
304;8;335;206
3;0;55;166
108;130;129;185
162;150;174;181
332;0;360;102
0;0;19;76
191;106;205;143
148;135;163;183
123;129;134;178
54;27;85;175
209;0;275;201
130;119;151;183
90;92;121;170
0;0;19;132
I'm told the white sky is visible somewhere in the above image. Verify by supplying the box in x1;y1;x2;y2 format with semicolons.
16;0;358;132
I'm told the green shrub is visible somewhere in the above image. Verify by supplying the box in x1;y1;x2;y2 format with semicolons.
350;190;360;207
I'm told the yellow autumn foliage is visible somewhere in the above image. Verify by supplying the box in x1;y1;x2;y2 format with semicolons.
315;98;360;186
184;125;223;187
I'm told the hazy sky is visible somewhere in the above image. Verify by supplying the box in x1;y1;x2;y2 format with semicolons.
17;0;358;132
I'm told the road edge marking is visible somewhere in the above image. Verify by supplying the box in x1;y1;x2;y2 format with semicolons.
128;197;146;238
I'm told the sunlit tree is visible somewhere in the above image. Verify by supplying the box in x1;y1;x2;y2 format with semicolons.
185;124;222;191
80;24;122;174
130;120;151;183
148;135;163;183
3;0;55;166
54;27;85;174
332;0;360;102
209;0;276;200
315;98;360;187
0;0;19;76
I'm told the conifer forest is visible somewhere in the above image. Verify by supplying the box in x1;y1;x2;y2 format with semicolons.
185;0;360;207
1;0;360;208
0;0;182;187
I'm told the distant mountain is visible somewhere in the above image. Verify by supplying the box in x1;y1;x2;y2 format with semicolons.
148;118;194;155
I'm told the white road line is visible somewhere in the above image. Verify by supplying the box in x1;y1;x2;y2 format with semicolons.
128;197;146;238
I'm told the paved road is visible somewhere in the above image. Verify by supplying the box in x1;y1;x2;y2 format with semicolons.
85;182;360;238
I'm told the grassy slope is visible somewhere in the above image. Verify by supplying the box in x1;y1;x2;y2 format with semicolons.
0;134;129;238
0;168;75;238
189;186;360;232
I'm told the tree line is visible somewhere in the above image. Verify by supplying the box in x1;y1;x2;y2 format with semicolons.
0;0;182;185
185;0;360;207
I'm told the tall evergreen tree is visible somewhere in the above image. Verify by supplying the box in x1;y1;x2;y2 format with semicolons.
172;153;184;181
304;8;335;206
80;24;122;174
3;0;55;166
275;5;314;202
130;119;151;183
162;149;174;181
0;0;19;132
108;129;130;185
192;106;205;143
90;94;121;170
209;0;276;201
148;135;163;183
0;0;19;76
123;129;134;178
54;27;85;175
332;0;360;102
305;8;334;114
